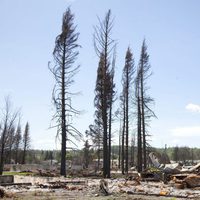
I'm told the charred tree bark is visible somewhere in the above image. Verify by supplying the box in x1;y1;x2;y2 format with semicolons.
137;84;142;172
60;40;67;176
140;63;147;170
118;125;121;169
108;100;112;177
121;97;125;175
125;65;129;174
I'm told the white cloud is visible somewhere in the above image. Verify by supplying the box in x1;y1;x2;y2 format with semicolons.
186;103;200;113
171;126;200;137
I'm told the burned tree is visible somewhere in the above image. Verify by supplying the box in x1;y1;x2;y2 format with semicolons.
94;10;116;177
108;49;116;176
135;68;142;172
136;40;156;171
0;97;18;174
121;47;135;173
121;94;126;174
6;125;15;164
22;122;30;164
83;140;91;169
86;122;103;170
49;8;81;176
13;122;22;164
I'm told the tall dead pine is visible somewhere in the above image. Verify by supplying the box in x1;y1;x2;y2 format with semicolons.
49;8;81;176
94;10;116;178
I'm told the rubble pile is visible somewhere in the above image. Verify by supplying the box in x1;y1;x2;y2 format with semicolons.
0;153;200;199
0;174;199;199
172;174;200;189
108;177;200;198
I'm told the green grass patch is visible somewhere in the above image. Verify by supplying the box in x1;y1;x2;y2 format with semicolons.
3;171;34;176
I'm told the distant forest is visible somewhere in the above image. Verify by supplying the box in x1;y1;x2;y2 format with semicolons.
8;146;200;166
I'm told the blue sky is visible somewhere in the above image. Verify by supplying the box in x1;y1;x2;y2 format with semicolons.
0;0;200;149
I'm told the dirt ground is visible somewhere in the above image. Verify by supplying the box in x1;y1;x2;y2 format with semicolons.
1;176;200;200
3;192;191;200
3;190;192;200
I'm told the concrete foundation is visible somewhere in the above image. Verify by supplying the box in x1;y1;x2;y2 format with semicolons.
0;175;14;184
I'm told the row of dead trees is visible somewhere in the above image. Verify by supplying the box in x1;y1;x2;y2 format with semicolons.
50;8;155;177
0;97;31;174
86;10;156;177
